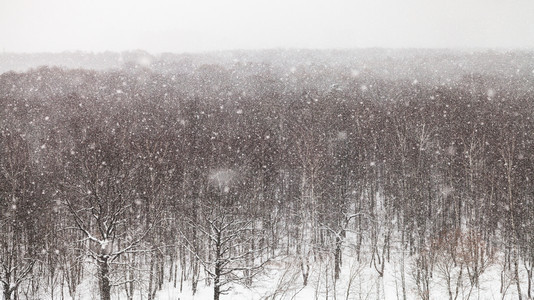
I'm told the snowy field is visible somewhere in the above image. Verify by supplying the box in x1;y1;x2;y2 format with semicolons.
35;236;526;300
35;254;524;300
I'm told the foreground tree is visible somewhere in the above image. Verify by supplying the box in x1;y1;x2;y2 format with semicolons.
181;172;269;300
60;119;163;300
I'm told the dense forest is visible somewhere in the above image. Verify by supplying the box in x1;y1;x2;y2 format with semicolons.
1;50;534;299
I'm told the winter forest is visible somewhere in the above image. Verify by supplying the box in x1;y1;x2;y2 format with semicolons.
1;49;534;300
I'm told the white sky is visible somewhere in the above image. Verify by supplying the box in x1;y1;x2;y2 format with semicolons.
1;0;533;53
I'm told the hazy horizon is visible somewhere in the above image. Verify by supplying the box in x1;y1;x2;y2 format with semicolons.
1;0;534;53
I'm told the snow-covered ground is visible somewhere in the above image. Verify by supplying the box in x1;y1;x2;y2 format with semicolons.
147;256;520;300
55;248;523;300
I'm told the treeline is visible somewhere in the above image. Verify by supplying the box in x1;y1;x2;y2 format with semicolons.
1;59;534;299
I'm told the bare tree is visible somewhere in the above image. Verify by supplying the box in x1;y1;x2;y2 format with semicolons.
0;130;42;300
181;176;269;300
60;122;162;300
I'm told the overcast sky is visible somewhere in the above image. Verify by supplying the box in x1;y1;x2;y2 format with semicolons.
1;0;533;53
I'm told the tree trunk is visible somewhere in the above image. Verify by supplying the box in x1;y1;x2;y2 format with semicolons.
148;255;155;300
214;258;222;300
525;260;532;300
98;257;111;300
527;268;532;300
515;254;523;300
300;260;309;286
214;273;220;300
214;229;222;300
3;283;13;300
334;234;342;280
401;243;407;300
